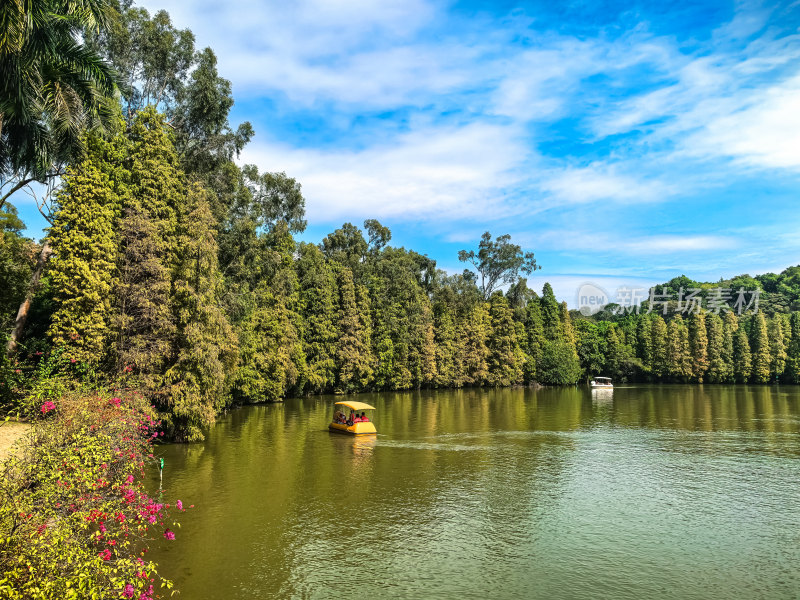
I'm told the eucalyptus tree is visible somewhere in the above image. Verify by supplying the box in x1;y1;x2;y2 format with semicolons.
458;232;539;301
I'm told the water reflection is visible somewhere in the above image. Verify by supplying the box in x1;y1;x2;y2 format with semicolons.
152;385;800;600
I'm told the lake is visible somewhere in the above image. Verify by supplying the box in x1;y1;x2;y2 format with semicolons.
150;385;800;599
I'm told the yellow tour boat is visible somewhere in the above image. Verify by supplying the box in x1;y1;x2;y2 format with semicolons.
329;401;377;435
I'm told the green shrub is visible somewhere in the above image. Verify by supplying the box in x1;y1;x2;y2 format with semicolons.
0;392;184;599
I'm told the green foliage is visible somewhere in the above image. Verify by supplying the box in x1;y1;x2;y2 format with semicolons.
0;0;119;192
321;222;368;276
733;326;752;383
786;313;800;383
537;340;582;385
769;315;787;381
666;316;691;382
688;313;708;382
459;303;489;386
486;293;524;386
749;312;770;383
576;320;605;379
296;243;336;393
47;154;119;367
705;314;726;383
523;298;544;382
333;266;373;392
540;283;560;340
0;392;183;599
433;299;459;387
235;285;305;403
636;316;653;377
650;315;668;381
0;206;34;329
162;186;237;441
458;232;539;300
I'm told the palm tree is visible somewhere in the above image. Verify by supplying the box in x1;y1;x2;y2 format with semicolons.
0;0;119;210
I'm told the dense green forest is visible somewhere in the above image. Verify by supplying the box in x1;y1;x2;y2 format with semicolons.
3;0;800;442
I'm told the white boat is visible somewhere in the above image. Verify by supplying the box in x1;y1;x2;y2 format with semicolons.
590;377;613;388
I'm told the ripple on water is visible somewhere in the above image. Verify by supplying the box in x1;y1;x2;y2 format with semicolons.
151;387;800;600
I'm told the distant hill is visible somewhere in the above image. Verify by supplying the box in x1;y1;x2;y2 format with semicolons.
575;265;800;321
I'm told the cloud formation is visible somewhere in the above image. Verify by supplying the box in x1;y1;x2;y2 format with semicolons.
116;0;800;293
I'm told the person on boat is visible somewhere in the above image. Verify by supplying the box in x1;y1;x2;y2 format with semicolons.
353;413;362;423
360;412;368;422
347;410;355;425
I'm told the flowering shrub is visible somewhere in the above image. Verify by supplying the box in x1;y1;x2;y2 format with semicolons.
0;392;186;599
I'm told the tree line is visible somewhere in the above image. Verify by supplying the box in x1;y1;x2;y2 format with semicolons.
2;1;800;443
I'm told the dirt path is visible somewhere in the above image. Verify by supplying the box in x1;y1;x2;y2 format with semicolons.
0;421;29;462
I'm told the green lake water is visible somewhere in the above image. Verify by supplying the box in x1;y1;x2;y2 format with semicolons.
150;385;800;599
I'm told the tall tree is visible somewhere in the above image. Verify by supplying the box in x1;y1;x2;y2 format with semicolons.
666;316;691;382
705;313;726;383
650;315;668;381
537;340;582;385
321;223;368;278
458;232;539;300
333;266;373;392
721;312;737;383
47;149;119;366
576;320;605;380
540;283;560;341
786;312;800;383
296;243;336;393
0;207;34;331
460;303;489;386
113;110;184;390
163;185;237;441
637;316;653;378
559;301;577;348
733;327;752;383
688;312;709;382
750;312;770;383
524;297;544;382
114;202;174;393
768;315;787;382
486;293;524;386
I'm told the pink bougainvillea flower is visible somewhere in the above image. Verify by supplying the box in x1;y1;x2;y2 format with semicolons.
99;549;112;560
176;500;183;511
110;397;122;407
40;401;56;414
163;529;175;540
139;584;154;600
123;583;135;598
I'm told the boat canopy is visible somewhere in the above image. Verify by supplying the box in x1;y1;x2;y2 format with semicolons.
334;401;376;411
593;377;612;381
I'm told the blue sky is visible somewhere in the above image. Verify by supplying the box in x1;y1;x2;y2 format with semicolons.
11;0;800;305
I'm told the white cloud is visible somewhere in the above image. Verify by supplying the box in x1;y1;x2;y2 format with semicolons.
241;121;529;222
625;235;738;253
539;165;674;205
127;0;800;282
690;74;800;169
